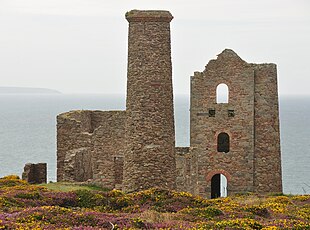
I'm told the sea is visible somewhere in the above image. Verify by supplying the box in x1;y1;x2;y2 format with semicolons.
0;94;309;195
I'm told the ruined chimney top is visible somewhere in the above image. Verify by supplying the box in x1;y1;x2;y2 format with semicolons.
125;10;173;22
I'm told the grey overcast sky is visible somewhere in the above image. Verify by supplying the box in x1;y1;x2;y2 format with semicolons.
0;0;309;95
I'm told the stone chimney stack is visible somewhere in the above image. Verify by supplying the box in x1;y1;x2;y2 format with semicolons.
123;10;176;192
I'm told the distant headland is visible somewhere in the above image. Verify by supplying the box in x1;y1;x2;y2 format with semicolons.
0;87;61;94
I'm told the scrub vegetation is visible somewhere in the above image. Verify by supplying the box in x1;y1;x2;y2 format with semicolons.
0;175;309;229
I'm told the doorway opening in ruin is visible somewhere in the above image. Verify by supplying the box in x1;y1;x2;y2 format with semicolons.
211;174;228;198
216;83;229;103
217;132;230;153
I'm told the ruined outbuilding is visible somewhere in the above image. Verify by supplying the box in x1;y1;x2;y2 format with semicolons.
57;10;282;198
22;163;47;184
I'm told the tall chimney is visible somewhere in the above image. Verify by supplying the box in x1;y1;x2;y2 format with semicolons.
123;10;176;192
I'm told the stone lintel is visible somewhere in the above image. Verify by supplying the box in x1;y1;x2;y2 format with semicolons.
125;10;173;22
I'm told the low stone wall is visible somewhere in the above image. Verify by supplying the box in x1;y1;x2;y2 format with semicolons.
175;147;198;194
22;163;47;184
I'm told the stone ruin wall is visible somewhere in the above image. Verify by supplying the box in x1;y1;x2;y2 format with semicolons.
22;163;47;184
190;49;282;197
57;111;94;182
91;111;126;189
57;110;125;189
56;110;194;191
175;147;198;195
252;64;282;193
190;50;256;196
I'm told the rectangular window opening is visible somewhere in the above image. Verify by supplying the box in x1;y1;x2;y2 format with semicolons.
228;110;235;117
208;109;215;117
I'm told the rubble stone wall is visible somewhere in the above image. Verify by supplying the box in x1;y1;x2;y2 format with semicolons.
22;163;47;184
190;49;282;197
91;111;126;189
57;111;93;181
56;110;125;187
253;64;282;193
175;147;199;194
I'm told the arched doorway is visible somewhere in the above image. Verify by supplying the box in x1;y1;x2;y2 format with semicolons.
211;174;228;198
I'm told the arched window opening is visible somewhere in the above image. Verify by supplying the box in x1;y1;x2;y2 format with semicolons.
217;132;230;153
216;83;229;103
211;174;228;198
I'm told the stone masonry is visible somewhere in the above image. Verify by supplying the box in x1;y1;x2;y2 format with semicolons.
56;10;282;198
22;163;47;184
123;10;176;192
190;49;282;197
57;110;125;189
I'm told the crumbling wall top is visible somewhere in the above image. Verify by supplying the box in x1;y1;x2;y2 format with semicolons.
125;10;173;22
58;110;90;121
216;49;245;62
57;110;125;134
203;49;247;73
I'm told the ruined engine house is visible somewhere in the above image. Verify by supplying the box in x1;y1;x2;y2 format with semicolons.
57;10;282;198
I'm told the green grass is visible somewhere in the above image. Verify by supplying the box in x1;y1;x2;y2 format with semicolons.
40;182;110;192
